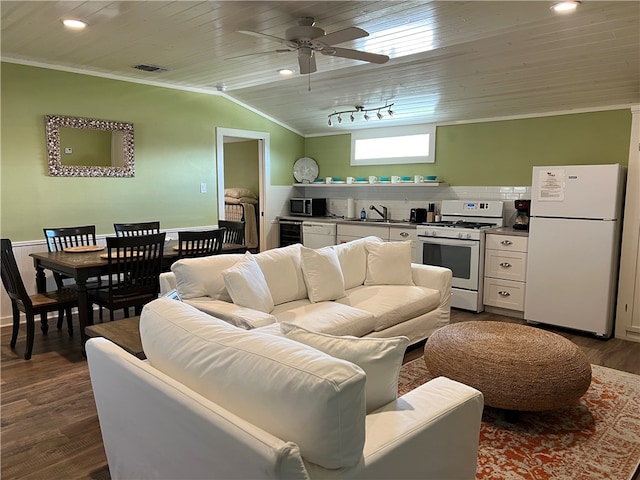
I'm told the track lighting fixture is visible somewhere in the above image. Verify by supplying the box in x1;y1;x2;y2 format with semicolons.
327;103;395;126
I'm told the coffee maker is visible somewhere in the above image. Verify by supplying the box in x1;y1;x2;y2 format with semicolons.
513;199;531;230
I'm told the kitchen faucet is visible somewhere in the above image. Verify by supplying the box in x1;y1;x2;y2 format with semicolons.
369;204;389;221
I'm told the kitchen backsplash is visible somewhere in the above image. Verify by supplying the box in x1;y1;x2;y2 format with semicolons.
308;186;531;226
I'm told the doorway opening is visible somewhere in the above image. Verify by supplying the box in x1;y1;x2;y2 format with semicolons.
215;128;270;252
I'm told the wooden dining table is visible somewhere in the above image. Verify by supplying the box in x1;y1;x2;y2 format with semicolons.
30;240;247;354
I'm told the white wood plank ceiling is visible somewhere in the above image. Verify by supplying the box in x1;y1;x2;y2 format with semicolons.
1;1;638;135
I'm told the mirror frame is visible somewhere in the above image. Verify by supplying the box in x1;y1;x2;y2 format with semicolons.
45;114;135;177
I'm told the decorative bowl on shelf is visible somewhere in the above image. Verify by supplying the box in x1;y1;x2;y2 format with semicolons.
379;176;390;182
401;176;412;182
356;177;366;182
426;175;438;181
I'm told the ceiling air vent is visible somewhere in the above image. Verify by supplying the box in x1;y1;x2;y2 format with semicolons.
132;64;168;73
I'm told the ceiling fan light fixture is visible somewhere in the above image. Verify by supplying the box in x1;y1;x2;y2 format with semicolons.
550;1;580;13
278;68;294;76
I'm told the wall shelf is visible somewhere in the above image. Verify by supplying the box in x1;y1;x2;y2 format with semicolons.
294;182;447;187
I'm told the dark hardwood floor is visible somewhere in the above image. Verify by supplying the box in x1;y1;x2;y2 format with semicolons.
2;309;639;479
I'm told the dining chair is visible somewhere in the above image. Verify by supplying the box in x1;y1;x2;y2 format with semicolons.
1;238;78;360
177;229;225;259
219;220;245;246
218;220;249;253
43;225;103;327
88;233;166;321
113;221;160;237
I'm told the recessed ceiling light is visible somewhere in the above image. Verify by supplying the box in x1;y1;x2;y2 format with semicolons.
62;19;87;30
278;69;294;76
550;1;580;13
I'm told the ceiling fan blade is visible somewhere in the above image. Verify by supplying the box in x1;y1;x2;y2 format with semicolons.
320;27;368;46
225;49;293;61
299;52;317;74
238;30;287;44
326;47;389;64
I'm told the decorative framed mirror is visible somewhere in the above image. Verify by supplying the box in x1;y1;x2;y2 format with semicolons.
45;114;135;177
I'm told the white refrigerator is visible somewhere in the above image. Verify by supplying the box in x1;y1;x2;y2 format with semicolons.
524;164;626;337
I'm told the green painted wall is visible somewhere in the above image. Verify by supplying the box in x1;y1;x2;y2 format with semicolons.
1;62;304;241
305;110;631;185
223;140;259;196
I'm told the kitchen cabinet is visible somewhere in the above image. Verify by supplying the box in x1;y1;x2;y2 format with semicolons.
337;223;390;243
483;232;528;316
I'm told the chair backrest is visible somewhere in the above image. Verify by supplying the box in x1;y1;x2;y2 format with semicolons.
218;220;245;245
177;229;225;259
0;238;32;308
105;233;166;299
114;222;160;237
43;225;97;252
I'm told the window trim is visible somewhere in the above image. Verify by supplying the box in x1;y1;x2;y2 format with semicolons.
350;124;437;166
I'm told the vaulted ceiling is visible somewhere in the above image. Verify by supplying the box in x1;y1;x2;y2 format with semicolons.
2;1;639;135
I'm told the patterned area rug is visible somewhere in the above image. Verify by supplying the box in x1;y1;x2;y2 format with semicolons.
398;358;640;480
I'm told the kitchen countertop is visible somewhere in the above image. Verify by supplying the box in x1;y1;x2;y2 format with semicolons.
278;215;418;229
486;227;529;237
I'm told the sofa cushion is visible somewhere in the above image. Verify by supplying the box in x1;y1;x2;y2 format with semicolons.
222;253;274;313
281;324;410;413
271;299;377;337
185;298;277;329
332;236;382;289
171;254;243;301
300;246;346;303
337;285;441;331
253;244;308;306
365;240;414;286
140;298;366;469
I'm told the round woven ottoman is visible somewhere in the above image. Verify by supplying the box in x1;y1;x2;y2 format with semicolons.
423;321;592;411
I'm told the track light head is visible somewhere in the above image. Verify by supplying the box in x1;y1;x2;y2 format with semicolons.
328;118;332;126
377;111;383;120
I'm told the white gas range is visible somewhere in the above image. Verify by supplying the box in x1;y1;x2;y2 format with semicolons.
416;200;504;313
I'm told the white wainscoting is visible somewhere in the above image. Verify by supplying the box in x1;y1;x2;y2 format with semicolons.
0;226;216;327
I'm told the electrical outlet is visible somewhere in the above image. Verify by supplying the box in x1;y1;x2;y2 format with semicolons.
200;183;207;193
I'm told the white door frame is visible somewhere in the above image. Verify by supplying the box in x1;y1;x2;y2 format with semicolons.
216;127;270;252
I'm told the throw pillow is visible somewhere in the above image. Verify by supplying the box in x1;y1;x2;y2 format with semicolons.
364;240;414;286
222;252;274;313
281;323;410;413
300;246;346;303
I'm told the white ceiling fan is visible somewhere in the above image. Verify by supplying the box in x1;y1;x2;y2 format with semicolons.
236;17;390;74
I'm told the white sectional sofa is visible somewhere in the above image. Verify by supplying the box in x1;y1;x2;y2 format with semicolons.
87;297;484;479
160;237;452;345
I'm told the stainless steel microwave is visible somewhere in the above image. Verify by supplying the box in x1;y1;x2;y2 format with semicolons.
289;198;326;217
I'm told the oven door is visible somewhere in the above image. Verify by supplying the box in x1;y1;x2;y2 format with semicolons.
418;235;480;290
